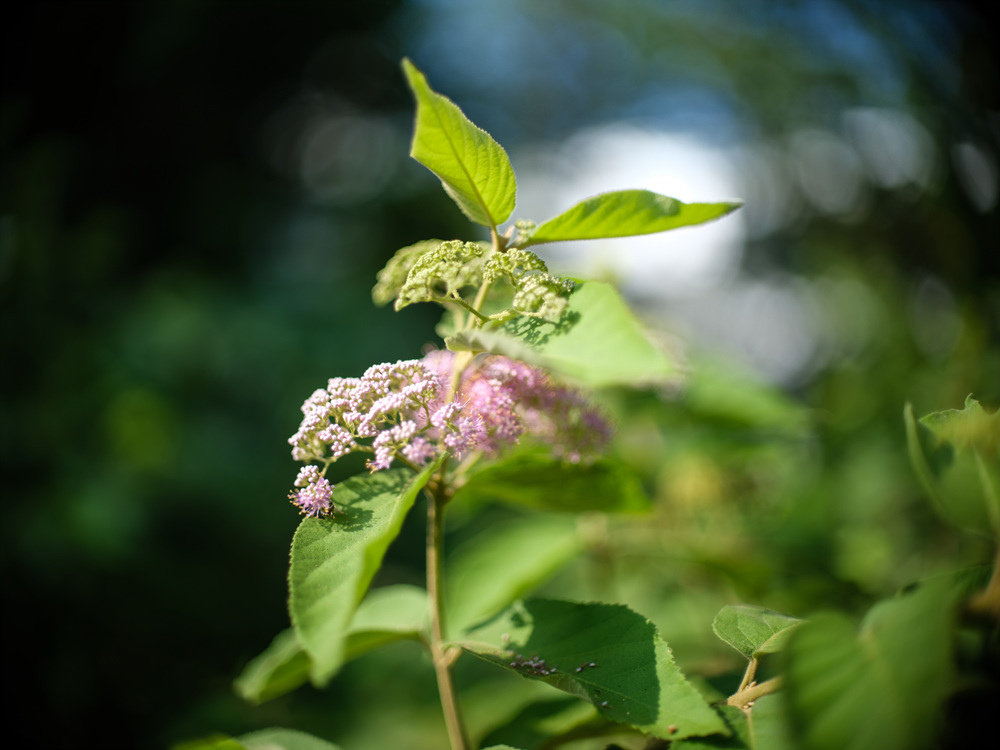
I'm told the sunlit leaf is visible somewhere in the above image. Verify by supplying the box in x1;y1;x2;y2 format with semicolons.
289;463;438;686
784;577;958;750
446;515;583;634
459;598;728;741
523;189;740;245
711;604;804;659
402;58;516;227
449;281;675;387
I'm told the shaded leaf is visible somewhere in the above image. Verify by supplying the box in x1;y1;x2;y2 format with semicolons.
234;584;428;704
289;463;438;685
524;189;740;245
905;397;1000;538
671;706;751;748
234;628;311;704
172;735;246;750
402;58;516;227
459;598;728;741
747;694;796;750
452;454;649;515
784;577;959;750
712;604;804;659
446;515;584;634
238;729;341;750
479;697;600;750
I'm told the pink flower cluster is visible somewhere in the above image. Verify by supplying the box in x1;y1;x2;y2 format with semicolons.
287;353;612;517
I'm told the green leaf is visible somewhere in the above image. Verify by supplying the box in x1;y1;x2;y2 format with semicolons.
238;729;341;750
234;627;311;704
446;515;584;634
784;577;959;750
452;453;649;514
402;58;516;227
711;605;804;659
343;583;429;657
523;189;740;245
479;697;601;750
747;694;797;750
289;463;438;686
172;735;246;750
905;397;1000;538
235;584;428;704
671;706;751;748
449;281;675;387
459;598;729;741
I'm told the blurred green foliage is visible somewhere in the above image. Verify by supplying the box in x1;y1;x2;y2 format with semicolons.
1;1;997;748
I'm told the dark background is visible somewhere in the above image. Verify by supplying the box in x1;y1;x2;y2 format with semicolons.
2;1;997;748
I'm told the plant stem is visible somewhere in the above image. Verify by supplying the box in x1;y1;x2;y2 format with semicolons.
427;486;469;750
726;676;783;708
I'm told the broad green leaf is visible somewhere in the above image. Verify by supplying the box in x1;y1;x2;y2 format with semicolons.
289;463;438;685
711;604;804;659
402;58;516;227
784;577;958;750
343;583;429;656
905;397;1000;538
235;584;428;704
446;515;583;634
238;729;341;750
234;627;311;704
452;454;649;514
449;281;675;387
671;706;751;749
459;598;728;741
523;189;740;245
747;694;796;750
479;696;602;750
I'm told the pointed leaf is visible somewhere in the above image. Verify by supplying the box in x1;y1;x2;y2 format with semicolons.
446;515;583;634
289;463;438;686
524;189;740;245
784;577;958;750
459;598;728;741
450;281;675;387
905;397;1000;538
402;58;516;227
235;584;428;704
452;454;649;514
234;628;311;704
711;605;804;659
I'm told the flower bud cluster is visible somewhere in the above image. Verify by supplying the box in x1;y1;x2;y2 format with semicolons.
287;353;612;517
394;240;486;311
483;248;574;323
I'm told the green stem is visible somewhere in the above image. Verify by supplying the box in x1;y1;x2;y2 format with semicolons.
726;676;783;708
427;484;469;750
738;657;758;692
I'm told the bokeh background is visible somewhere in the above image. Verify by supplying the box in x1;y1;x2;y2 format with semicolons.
2;1;997;748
